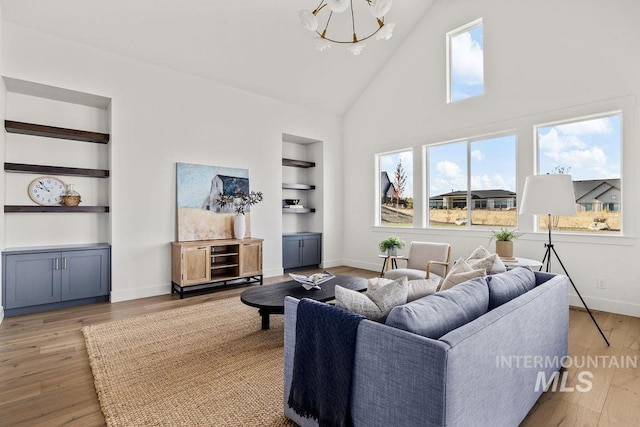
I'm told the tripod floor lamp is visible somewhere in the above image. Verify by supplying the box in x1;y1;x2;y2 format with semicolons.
519;174;610;346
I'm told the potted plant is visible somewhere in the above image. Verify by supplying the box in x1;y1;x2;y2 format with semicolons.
217;189;263;239
489;228;523;259
378;236;405;256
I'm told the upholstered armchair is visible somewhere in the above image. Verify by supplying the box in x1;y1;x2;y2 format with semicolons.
384;241;452;281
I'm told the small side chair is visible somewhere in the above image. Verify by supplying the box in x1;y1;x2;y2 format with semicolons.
384;241;452;281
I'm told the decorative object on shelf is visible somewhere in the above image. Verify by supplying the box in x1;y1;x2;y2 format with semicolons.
378;235;405;256
61;184;82;207
28;176;66;206
489;228;523;259
176;163;257;241
217;189;264;240
520;173;609;346
299;0;395;55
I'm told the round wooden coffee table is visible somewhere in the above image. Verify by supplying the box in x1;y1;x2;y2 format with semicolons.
240;275;367;329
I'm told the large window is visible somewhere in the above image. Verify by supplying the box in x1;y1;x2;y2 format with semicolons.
427;135;517;228
536;113;622;233
378;150;413;226
447;19;484;103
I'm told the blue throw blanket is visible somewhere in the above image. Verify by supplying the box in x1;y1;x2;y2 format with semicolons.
288;298;364;427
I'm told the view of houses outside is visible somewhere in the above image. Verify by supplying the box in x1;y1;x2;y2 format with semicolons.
537;113;622;233
428;135;517;228
379;150;413;226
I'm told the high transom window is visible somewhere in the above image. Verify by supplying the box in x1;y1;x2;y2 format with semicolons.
447;18;484;103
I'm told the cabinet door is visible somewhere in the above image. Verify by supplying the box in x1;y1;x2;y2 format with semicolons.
283;236;302;269
61;249;110;300
239;241;262;277
301;235;321;267
4;252;62;309
181;245;211;285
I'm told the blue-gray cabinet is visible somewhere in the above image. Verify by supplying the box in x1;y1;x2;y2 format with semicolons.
2;244;110;316
283;233;321;270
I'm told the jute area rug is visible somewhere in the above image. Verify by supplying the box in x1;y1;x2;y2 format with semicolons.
82;297;295;426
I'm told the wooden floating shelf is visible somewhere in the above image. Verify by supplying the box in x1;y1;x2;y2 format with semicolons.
282;208;316;214
282;183;316;190
4;205;110;213
5;120;110;144
282;158;315;168
4;163;109;178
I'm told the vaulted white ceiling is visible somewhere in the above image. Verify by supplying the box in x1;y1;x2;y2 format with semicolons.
0;0;435;115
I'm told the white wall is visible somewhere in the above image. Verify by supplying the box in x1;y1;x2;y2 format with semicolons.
2;23;344;302
343;0;640;316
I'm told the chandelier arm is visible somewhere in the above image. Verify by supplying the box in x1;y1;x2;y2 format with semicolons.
313;0;326;13
350;0;357;42
311;0;388;44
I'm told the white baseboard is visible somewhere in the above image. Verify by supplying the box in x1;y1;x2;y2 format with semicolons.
263;267;284;278
569;294;640;318
111;283;171;303
0;305;4;325
342;258;381;275
321;259;343;269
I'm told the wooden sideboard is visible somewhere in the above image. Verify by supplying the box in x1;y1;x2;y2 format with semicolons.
171;238;263;298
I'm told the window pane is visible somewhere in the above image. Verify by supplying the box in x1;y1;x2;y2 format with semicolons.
379;151;413;226
428;142;468;227
537;113;621;233
449;22;484;102
470;135;517;227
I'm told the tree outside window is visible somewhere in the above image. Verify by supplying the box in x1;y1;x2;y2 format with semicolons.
378;150;413;227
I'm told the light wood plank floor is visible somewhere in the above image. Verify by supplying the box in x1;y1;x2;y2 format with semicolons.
0;266;638;426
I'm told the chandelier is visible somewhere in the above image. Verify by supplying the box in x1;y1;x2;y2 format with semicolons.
299;0;395;55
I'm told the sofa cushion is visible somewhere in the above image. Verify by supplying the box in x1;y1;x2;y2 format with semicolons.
385;277;489;339
336;277;408;322
487;267;537;310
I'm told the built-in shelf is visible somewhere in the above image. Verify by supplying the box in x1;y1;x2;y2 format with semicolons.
282;158;315;168
4;163;110;178
282;208;316;214
5;120;110;144
282;183;316;190
4;205;110;213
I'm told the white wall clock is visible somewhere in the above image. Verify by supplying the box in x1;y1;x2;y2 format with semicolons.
28;176;66;206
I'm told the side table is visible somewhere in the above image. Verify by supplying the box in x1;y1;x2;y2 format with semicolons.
503;257;543;270
378;254;404;277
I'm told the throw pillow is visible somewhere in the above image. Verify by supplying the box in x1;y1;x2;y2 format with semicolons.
367;277;394;292
440;268;486;291
336;277;408;322
467;252;507;274
407;279;439;302
385;277;489;339
487;267;537;310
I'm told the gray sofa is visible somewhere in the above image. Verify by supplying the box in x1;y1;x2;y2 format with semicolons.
284;270;569;427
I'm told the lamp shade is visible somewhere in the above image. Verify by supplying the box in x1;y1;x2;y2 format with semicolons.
519;174;577;216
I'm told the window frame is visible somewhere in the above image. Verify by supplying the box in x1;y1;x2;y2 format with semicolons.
424;131;518;229
375;148;415;227
533;110;624;235
446;17;484;104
